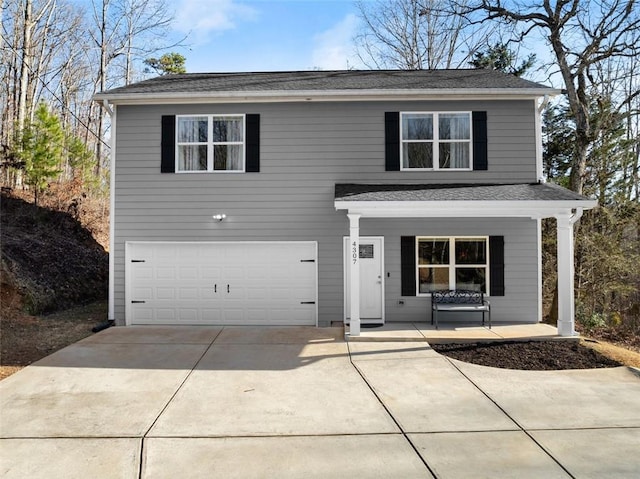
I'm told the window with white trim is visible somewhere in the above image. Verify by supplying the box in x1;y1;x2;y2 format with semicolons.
176;115;245;172
401;112;472;170
417;237;488;294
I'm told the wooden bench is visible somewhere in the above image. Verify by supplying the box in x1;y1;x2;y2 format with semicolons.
430;290;491;329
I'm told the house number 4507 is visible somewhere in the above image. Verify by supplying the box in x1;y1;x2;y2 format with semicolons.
352;242;358;264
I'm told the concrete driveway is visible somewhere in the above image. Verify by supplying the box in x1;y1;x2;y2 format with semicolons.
1;326;639;478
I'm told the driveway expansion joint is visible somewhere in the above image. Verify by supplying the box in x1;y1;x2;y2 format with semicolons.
137;328;223;479
348;346;438;478
442;355;577;479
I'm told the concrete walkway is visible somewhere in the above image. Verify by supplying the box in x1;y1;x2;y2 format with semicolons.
1;326;639;478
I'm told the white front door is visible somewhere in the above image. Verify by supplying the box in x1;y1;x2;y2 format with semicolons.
344;237;384;323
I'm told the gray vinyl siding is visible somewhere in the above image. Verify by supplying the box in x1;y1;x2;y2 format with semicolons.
112;100;539;325
359;218;539;323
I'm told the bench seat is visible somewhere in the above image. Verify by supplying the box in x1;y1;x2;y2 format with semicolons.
430;290;491;329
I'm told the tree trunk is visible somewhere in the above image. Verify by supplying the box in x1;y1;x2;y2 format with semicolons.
17;0;33;133
569;137;589;195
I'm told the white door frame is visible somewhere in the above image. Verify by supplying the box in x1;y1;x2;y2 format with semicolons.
343;236;385;325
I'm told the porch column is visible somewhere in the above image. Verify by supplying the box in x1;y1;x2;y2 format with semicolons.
348;213;361;336
555;210;581;336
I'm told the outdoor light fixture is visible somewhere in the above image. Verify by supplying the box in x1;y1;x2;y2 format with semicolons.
213;213;227;222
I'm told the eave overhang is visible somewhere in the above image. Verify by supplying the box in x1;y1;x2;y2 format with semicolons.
93;88;560;105
334;183;597;219
334;199;597;219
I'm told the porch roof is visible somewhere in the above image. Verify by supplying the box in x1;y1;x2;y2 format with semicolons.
334;183;597;219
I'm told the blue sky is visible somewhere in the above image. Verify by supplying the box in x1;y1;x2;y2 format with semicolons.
171;0;362;72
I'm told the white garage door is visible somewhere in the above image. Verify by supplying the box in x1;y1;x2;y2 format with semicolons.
125;242;317;326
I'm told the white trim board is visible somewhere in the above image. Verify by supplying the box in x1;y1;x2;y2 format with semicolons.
94;89;559;105
335;200;597;219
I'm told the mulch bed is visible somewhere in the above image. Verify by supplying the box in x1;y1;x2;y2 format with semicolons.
431;340;624;370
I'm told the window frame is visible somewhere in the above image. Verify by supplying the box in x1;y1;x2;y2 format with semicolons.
400;111;473;171
175;114;246;173
415;236;490;296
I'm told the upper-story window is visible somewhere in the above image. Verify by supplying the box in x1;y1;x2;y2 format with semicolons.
176;114;245;172
401;112;472;170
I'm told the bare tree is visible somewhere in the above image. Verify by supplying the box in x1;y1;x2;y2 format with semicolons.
588;53;640;202
466;0;640;194
87;0;177;173
17;0;34;132
355;0;498;69
1;0;179;186
120;0;175;85
1;0;83;134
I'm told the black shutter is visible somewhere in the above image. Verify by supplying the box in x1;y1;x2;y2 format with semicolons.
401;236;416;296
161;115;176;173
246;114;260;172
385;112;400;171
472;111;488;171
489;236;505;296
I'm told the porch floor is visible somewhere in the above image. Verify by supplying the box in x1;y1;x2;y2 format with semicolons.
345;322;567;343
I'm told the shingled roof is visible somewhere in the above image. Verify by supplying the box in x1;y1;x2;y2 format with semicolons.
334;183;591;202
95;69;557;102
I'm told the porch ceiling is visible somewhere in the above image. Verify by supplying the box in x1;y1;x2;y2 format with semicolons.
334;183;597;219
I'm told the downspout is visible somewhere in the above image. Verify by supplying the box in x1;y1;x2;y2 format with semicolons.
96;99;116;330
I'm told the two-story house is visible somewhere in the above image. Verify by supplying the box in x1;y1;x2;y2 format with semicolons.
94;69;596;336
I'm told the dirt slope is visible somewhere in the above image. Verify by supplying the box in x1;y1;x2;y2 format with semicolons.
1;193;108;314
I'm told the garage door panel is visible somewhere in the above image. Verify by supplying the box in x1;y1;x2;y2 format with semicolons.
247;287;269;301
201;267;222;280
131;307;153;322
157;309;178;322
201;288;217;300
222;309;246;323
155;267;176;280
156;288;175;300
175;309;197;322
178;287;199;300
127;242;316;326
246;309;269;321
177;267;198;280
223;266;246;280
132;267;153;280
202;309;222;322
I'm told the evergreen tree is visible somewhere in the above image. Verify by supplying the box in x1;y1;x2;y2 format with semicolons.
542;104;573;187
144;53;187;75
20;102;64;205
469;43;536;77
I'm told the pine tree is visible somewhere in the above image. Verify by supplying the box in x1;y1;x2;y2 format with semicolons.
20;102;64;205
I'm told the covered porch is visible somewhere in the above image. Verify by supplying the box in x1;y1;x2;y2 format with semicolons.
334;183;597;337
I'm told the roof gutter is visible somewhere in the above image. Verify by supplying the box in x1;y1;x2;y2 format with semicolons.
334;198;597;220
93;88;561;105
